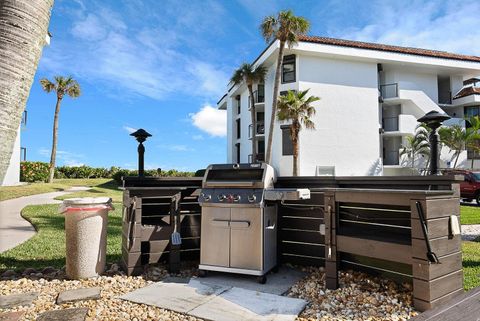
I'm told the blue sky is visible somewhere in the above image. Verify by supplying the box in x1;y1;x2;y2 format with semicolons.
24;0;480;171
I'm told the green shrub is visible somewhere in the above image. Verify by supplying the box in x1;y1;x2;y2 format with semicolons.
20;161;50;182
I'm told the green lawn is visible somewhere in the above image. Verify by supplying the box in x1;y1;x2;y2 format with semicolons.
462;241;480;291
0;178;115;201
461;205;480;225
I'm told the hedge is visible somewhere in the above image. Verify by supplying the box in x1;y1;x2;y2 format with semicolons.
20;161;195;183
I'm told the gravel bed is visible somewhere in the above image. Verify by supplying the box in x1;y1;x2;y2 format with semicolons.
461;224;480;241
0;264;202;321
288;267;418;321
1;264;418;320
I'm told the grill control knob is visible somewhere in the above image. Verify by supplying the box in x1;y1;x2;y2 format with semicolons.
248;195;256;203
201;193;211;202
217;194;226;202
233;194;241;202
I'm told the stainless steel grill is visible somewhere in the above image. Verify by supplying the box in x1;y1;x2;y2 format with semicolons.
198;163;278;283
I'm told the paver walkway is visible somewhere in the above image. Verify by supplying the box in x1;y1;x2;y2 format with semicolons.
0;187;90;253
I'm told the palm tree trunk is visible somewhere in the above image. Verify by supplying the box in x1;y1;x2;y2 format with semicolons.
0;0;54;184
453;151;461;168
248;85;256;163
265;41;285;165
292;122;299;176
48;97;61;183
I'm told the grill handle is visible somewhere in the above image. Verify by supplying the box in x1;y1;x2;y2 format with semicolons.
211;219;230;227
230;220;250;228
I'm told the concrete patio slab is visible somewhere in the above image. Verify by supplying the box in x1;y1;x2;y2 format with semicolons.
198;266;306;295
189;287;308;321
119;278;231;313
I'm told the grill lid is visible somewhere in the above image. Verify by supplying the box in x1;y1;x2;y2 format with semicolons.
202;163;276;189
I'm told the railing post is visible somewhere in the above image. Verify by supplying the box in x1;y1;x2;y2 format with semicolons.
324;191;338;289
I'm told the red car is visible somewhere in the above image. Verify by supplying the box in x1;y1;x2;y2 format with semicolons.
444;169;480;204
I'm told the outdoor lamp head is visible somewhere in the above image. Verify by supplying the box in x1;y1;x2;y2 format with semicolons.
417;111;451;128
130;128;152;143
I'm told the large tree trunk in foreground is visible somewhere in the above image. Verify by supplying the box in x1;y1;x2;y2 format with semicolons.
265;41;285;165
0;0;54;183
48;96;61;183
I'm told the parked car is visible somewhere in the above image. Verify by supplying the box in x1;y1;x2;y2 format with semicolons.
443;169;480;204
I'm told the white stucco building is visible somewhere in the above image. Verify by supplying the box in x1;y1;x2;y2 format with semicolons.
2;111;27;186
218;36;480;176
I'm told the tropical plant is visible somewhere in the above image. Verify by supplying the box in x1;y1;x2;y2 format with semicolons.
260;10;310;164
466;116;480;168
0;0;54;183
40;76;81;182
230;63;267;163
439;124;470;168
277;89;319;176
400;124;430;170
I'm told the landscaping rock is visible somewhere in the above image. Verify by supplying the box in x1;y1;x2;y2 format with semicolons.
22;268;37;276
0;292;39;308
36;308;88;321
56;287;101;304
41;267;57;275
1;271;16;279
0;311;25;321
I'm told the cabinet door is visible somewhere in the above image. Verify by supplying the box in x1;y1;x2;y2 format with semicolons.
200;207;231;267
230;208;262;270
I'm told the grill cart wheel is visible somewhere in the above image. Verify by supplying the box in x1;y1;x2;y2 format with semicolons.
198;269;208;277
256;275;267;284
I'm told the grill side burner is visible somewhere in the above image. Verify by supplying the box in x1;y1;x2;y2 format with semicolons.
198;163;278;283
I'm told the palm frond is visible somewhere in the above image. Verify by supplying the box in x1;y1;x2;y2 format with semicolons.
40;78;55;93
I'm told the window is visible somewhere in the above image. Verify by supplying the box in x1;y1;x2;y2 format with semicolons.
282;55;296;83
281;125;293;155
236;95;241;114
465;106;480;118
236;118;241;139
235;143;241;163
280;90;297;97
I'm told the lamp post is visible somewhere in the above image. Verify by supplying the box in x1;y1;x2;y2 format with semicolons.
130;129;152;177
417;111;451;175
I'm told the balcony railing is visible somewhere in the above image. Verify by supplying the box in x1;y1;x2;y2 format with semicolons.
248;88;265;108
383;150;400;165
438;91;452;105
379;83;399;99
21;110;27;127
382;116;399;132
248;121;265;138
248;153;265;163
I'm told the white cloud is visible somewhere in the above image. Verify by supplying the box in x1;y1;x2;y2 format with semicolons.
158;144;194;152
335;0;480;56
190;105;227;137
40;3;229;101
123;126;137;134
37;148;84;166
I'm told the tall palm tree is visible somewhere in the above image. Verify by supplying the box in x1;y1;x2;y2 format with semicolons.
40;76;81;182
400;125;430;170
0;0;54;183
439;124;470;168
230;63;267;163
260;10;310;165
277;89;319;176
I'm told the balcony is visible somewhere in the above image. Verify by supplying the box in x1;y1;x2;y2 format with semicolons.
248;153;265;163
383;150;399;166
248;85;265;108
248;121;265;139
20;147;27;161
438;91;452;105
382;114;417;136
379;83;399;100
